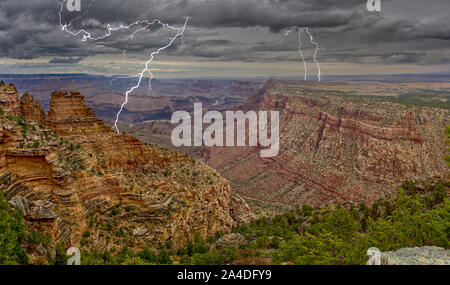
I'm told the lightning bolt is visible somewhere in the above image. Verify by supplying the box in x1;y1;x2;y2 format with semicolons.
113;18;188;132
57;0;188;133
285;26;321;82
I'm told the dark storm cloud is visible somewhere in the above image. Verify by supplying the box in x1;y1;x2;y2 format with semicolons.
49;56;86;64
0;0;449;66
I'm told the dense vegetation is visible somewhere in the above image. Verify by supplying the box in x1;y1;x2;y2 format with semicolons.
388;91;450;110
0;190;55;265
0;191;28;264
1;178;448;265
224;179;448;265
305;88;450;110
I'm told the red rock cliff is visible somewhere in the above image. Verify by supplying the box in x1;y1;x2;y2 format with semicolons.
0;83;20;115
20;92;46;125
0;84;253;260
205;81;450;206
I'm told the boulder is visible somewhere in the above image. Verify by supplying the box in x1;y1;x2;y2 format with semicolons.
133;227;148;236
380;246;450;265
8;196;30;216
217;233;247;248
368;246;450;265
29;200;57;220
230;195;256;224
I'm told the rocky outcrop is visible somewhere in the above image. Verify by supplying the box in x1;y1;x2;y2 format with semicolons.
46;91;107;137
28;200;57;220
8;195;30;216
378;246;450;265
0;84;253;254
0;83;20;115
216;233;248;248
20;92;46;125
8;196;56;220
133;227;149;237
205;80;450;206
230;195;256;224
48;91;95;121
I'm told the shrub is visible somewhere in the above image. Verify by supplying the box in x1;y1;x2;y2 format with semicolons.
52;241;69;265
138;246;157;263
190;247;237;265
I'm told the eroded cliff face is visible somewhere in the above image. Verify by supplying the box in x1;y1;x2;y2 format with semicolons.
0;84;20;116
205;81;450;206
20;92;46;125
0;85;253;262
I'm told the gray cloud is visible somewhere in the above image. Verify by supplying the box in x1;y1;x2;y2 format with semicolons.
49;56;86;64
0;0;448;69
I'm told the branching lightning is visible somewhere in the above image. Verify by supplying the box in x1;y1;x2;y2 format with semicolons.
57;0;188;133
285;26;321;82
113;18;187;133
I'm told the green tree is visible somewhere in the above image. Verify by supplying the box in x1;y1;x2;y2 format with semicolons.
0;192;28;264
307;208;359;240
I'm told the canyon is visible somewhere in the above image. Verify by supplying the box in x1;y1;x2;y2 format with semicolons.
203;80;449;207
0;82;253;263
2;76;449;224
0;75;265;123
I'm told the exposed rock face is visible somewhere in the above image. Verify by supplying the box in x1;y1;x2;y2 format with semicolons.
205;80;450;206
8;195;56;220
0;84;253;253
29;200;57;220
20;92;46;125
133;227;149;237
8;195;30;216
379;246;450;265
229;194;256;224
216;233;247;248
9;196;57;220
0;84;20;115
46;91;105;137
48;91;95;121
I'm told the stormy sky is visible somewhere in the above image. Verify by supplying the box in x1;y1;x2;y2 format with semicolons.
0;0;449;78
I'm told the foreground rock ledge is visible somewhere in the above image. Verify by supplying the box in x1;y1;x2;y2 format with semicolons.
371;246;450;265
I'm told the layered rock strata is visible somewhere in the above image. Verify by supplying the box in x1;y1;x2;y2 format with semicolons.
0;85;253;255
205;81;449;206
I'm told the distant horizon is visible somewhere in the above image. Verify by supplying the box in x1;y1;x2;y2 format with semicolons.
0;70;450;76
1;71;450;80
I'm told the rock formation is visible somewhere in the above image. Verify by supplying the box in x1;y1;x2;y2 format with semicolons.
0;84;253;257
216;233;248;249
20;92;46;125
48;91;95;121
205;80;450;206
371;246;450;265
0;83;20;116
